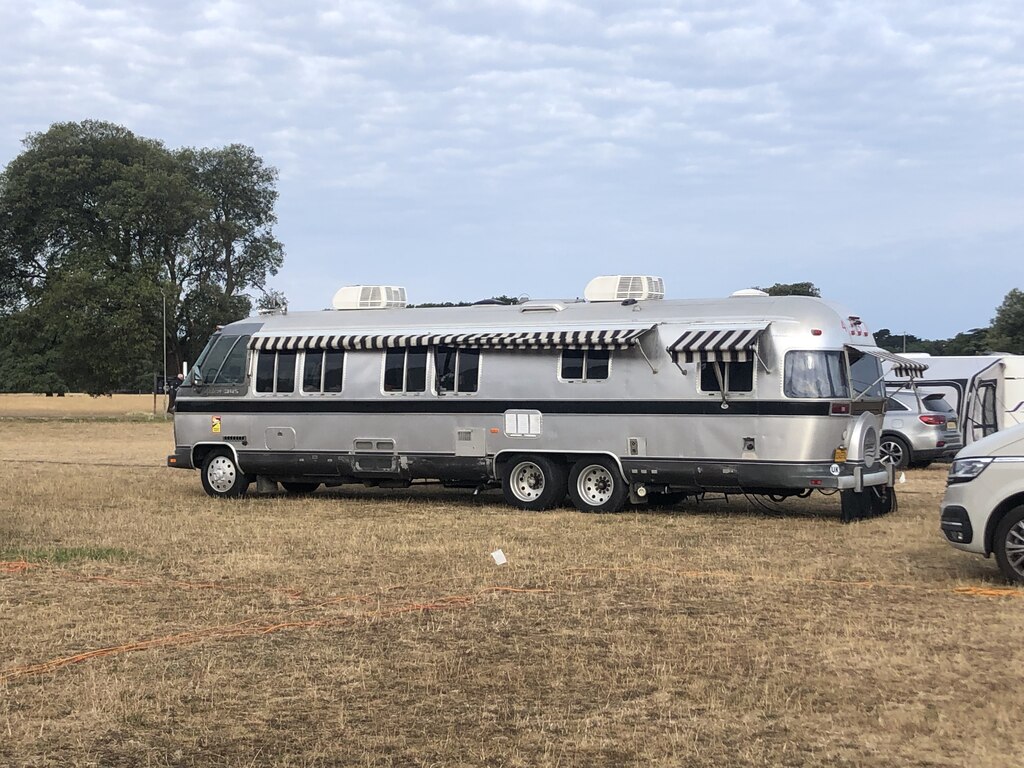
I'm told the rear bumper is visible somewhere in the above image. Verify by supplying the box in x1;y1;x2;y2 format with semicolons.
166;447;194;470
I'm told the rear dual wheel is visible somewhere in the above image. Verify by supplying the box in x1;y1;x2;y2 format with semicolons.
501;454;629;513
568;457;628;514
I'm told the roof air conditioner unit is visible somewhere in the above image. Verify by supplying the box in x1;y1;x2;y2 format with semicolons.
730;289;770;297
584;275;665;302
332;285;408;310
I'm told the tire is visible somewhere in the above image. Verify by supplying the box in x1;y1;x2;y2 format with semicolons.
568;457;628;513
501;455;567;511
993;506;1024;584
879;435;911;469
281;482;320;495
200;450;250;498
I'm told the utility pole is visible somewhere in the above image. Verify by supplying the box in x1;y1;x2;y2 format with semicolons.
162;292;167;418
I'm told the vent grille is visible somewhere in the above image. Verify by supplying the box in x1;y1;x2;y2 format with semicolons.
332;285;408;310
585;275;665;302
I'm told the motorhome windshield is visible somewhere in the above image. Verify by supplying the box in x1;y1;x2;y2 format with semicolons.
784;351;850;398
191;333;250;385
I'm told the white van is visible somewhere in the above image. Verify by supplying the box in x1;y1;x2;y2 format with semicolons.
940;421;1024;581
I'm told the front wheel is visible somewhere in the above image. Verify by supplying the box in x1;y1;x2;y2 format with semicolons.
568;457;628;513
201;450;250;498
993;506;1024;584
501;455;567;511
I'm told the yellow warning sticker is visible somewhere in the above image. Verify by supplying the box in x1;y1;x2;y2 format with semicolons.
211;416;222;434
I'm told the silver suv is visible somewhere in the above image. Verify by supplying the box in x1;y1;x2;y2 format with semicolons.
940;422;1024;582
880;391;962;469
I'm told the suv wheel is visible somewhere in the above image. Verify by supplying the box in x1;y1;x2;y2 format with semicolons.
994;506;1024;584
879;435;911;469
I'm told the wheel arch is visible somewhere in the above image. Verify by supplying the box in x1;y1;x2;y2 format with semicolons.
493;450;627;480
192;442;240;471
984;493;1024;556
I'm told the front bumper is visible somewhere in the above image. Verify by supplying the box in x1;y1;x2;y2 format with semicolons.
166;447;194;470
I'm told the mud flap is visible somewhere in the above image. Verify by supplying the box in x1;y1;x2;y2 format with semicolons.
840;486;895;523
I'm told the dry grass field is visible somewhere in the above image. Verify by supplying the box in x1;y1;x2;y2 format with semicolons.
2;413;1023;767
0;393;167;419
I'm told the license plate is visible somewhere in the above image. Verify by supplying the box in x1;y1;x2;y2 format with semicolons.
948;421;958;432
834;447;848;462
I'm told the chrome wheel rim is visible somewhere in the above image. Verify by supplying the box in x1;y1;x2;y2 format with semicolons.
577;465;615;506
879;440;905;467
206;455;237;493
1005;521;1024;577
510;461;545;502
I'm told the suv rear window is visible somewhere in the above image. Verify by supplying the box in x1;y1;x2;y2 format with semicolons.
922;394;954;413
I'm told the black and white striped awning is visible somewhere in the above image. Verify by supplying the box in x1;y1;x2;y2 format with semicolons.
667;323;770;364
848;346;929;378
249;326;655;353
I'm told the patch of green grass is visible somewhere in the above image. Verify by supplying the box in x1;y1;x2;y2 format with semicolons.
0;546;136;564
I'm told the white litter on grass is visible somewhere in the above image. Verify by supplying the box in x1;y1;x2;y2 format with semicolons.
898;472;907;484
490;549;507;566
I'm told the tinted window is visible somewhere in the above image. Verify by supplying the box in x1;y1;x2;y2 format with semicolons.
255;352;275;393
200;335;235;383
700;363;722;392
406;349;427;392
849;350;884;398
700;361;753;393
561;350;585;380
885;397;910;412
922;394;954;413
303;352;324;392
784;351;849;398
586;350;610;380
276;351;296;393
323;351;344;393
436;347;458;392
384;350;404;391
211;336;250;385
457;350;479;393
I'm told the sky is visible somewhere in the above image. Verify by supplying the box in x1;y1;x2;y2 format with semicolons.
1;0;1022;338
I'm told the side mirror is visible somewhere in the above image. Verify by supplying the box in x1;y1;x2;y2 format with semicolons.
190;367;203;386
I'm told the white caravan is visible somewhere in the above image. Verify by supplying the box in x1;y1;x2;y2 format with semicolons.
885;354;1024;445
168;277;926;521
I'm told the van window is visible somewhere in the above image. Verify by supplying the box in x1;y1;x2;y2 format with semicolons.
384;348;428;393
255;350;296;394
699;361;754;393
209;336;250;385
848;349;884;398
560;350;610;381
784;351;849;398
303;351;345;393
435;347;479;393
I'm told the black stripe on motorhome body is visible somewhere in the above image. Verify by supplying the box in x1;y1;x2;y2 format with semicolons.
175;398;832;416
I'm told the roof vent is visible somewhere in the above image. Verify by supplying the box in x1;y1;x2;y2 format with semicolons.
584;275;665;302
730;288;769;298
332;285;408;310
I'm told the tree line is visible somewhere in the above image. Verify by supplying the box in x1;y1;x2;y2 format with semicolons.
0;120;283;394
757;282;1024;356
1;123;1021;394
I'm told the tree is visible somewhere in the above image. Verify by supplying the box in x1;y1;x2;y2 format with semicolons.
757;282;821;297
0;121;285;392
989;288;1024;354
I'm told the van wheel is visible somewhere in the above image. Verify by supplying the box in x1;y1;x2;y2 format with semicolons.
281;482;320;495
879;436;910;469
201;450;250;498
993;506;1024;584
502;455;566;511
569;457;628;513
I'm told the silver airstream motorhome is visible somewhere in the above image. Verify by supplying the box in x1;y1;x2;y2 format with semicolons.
167;276;927;521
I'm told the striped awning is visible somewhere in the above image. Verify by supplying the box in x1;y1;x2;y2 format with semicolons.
249;326;655;353
848;346;928;378
667;323;770;363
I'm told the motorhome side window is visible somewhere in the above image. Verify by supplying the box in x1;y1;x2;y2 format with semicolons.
192;334;250;385
848;349;884;399
303;351;345;393
784;351;849;398
699;361;754;393
383;348;427;393
560;349;610;381
435;347;479;393
255;350;297;393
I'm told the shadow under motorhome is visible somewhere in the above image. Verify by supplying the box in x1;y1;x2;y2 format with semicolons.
167;277;925;521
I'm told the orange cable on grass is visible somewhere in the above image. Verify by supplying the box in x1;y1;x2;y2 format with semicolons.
0;586;554;684
0;560;35;574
